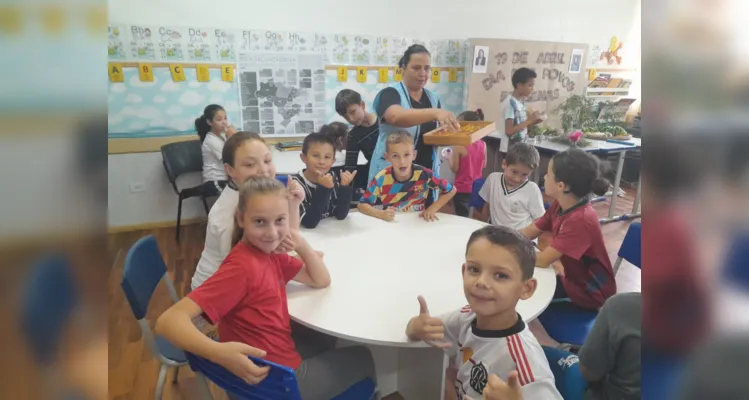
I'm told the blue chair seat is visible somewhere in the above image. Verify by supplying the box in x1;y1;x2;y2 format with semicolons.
641;350;684;400
542;346;587;399
156;335;187;363
538;302;598;345
332;378;376;400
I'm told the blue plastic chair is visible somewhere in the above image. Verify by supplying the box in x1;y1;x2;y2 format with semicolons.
187;351;377;400
121;235;188;400
538;302;598;346
641;349;684;400
613;222;641;274
467;178;486;218
723;230;749;291
542;346;587;400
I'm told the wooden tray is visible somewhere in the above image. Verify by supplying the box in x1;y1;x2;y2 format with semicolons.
423;121;496;146
584;132;632;141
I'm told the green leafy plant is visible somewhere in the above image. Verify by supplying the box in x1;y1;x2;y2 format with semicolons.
554;95;598;132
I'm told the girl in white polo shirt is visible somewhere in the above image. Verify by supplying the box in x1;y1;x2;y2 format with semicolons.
196;104;237;198
191;131;305;290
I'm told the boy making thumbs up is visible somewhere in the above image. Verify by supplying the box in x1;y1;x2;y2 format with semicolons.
406;225;562;399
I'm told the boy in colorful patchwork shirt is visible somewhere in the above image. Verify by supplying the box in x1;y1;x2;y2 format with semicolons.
358;131;456;222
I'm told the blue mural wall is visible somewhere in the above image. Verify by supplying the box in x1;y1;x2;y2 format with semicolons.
108;68;466;138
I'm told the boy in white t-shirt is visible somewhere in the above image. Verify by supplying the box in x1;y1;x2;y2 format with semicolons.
406;225;562;400
497;68;544;153
478;143;545;231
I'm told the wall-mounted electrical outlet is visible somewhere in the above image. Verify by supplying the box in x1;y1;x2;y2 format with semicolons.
129;182;146;193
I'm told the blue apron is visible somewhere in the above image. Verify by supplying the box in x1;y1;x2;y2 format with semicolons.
370;82;442;183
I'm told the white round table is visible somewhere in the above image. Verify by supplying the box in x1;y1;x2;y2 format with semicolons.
287;212;556;347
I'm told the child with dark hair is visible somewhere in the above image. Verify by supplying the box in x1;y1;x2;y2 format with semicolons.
196;104;238;197
520;148;616;348
449;109;487;217
335;89;379;191
406;225;562;399
498;68;544;154
292;128;357;229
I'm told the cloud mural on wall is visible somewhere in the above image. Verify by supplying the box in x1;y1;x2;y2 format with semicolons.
108;67;465;138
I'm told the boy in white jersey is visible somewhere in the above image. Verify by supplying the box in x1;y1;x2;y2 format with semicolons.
406;225;562;400
478;143;545;231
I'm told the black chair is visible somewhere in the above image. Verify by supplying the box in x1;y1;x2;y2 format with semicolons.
161;140;211;242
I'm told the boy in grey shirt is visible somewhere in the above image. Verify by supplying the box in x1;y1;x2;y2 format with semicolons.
578;292;641;400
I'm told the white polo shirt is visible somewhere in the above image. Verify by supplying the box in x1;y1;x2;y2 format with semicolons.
191;185;238;289
479;172;545;231
201;133;228;182
497;95;528;153
441;308;562;400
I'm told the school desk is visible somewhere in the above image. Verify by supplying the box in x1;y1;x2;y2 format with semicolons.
271;147;368;175
529;139;640;223
289;212;557;399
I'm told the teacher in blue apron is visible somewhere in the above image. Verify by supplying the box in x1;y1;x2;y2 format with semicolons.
370;44;461;185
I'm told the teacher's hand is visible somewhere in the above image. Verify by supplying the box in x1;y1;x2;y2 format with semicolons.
435;109;460;132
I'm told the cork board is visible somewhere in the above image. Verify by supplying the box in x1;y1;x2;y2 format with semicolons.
465;39;589;131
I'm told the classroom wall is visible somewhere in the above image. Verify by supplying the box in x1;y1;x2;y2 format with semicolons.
107;0;640;229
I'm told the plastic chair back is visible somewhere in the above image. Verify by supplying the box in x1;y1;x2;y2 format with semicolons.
187;352;302;400
469;178;486;208
617;222;641;268
161;140;203;186
121;235;169;320
724;230;749;290
21;253;77;365
542;346;587;400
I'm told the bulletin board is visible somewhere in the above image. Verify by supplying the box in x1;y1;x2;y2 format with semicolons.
107;25;470;154
465;38;589;131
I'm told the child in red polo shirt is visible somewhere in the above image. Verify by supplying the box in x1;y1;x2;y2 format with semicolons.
520;148;616;348
156;176;377;400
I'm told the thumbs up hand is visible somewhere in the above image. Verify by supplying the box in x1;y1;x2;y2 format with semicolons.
464;371;524;400
405;295;452;349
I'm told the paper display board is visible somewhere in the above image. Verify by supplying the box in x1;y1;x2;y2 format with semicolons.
465;39;588;131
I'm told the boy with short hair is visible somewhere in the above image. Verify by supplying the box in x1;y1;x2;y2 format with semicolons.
479;143;545;230
406;225;562;399
358;131;456;222
292;131;357;229
498;68;544;153
335;89;379;191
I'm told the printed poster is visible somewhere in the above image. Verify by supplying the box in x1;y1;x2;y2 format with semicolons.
236;52;326;136
472;45;489;74
313;33;331;63
330;34;351;64
128;24;157;60
391;37;409;65
445;39;463;66
185;26;213;61
214;29;239;62
351;36;372;64
108;25;128;60
152;25;186;61
373;37;389;65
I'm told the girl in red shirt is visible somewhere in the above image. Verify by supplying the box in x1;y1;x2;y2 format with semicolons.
156;176;377;400
521;149;616;348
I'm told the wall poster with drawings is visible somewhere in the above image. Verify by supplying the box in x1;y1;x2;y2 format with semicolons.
237;52;326;137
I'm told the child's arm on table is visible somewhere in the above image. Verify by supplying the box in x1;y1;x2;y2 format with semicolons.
357;203;395;221
289;231;331;288
420;175;457;222
357;178;395;221
155;298;270;384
